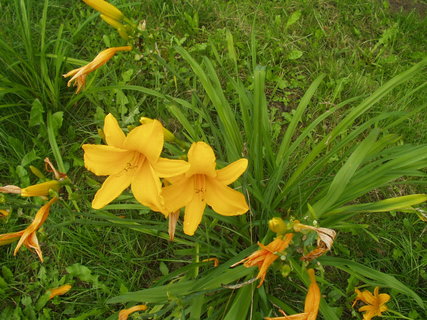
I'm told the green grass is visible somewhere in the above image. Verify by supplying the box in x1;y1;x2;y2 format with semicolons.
1;0;426;319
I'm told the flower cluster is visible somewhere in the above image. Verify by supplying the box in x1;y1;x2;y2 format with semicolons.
84;113;249;235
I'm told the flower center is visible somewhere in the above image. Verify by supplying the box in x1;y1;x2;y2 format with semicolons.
194;174;206;195
119;152;145;176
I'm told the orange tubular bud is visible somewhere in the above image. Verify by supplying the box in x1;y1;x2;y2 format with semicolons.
48;284;72;299
118;305;148;320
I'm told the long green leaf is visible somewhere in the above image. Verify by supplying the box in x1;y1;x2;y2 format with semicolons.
319;256;425;309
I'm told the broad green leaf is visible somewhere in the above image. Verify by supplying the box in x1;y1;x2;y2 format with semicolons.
286;10;302;28
287;49;303;60
29;99;44;127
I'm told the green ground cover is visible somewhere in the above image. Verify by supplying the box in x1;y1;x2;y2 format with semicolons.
1;0;426;319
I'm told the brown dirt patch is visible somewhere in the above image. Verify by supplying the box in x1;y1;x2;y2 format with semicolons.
388;0;427;16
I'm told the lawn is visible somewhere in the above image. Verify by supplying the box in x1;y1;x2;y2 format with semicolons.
0;0;426;319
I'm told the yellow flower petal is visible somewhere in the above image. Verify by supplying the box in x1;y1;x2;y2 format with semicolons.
183;192;206;236
162;178;193;212
83;0;124;21
21;180;60;197
152;157;190;178
92;170;133;209
104;113;126;147
140;117;176;141
205;177;249;216
48;284;72;299
378;293;390;305
83;144;134;176
216;158;248;185
124;120;164;163
130;160;162;210
358;307;376;320
118;304;148;320
186;142;217;178
361;290;376;305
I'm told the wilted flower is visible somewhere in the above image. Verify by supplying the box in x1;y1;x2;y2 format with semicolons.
168;209;179;241
63;46;132;93
161;142;249;235
48;284;72;299
232;233;294;287
0;185;21;194
352;287;390;320
265;268;320;320
83;114;189;210
119;304;148;320
293;220;336;261
0;197;58;262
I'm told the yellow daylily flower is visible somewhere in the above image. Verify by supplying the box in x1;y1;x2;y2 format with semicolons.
0;197;58;262
63;46;132;93
118;304;148;320
83;114;190;210
352;287;390;320
264;268;320;320
82;0;124;21
232;233;294;288
48;284;72;299
161;141;249;235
